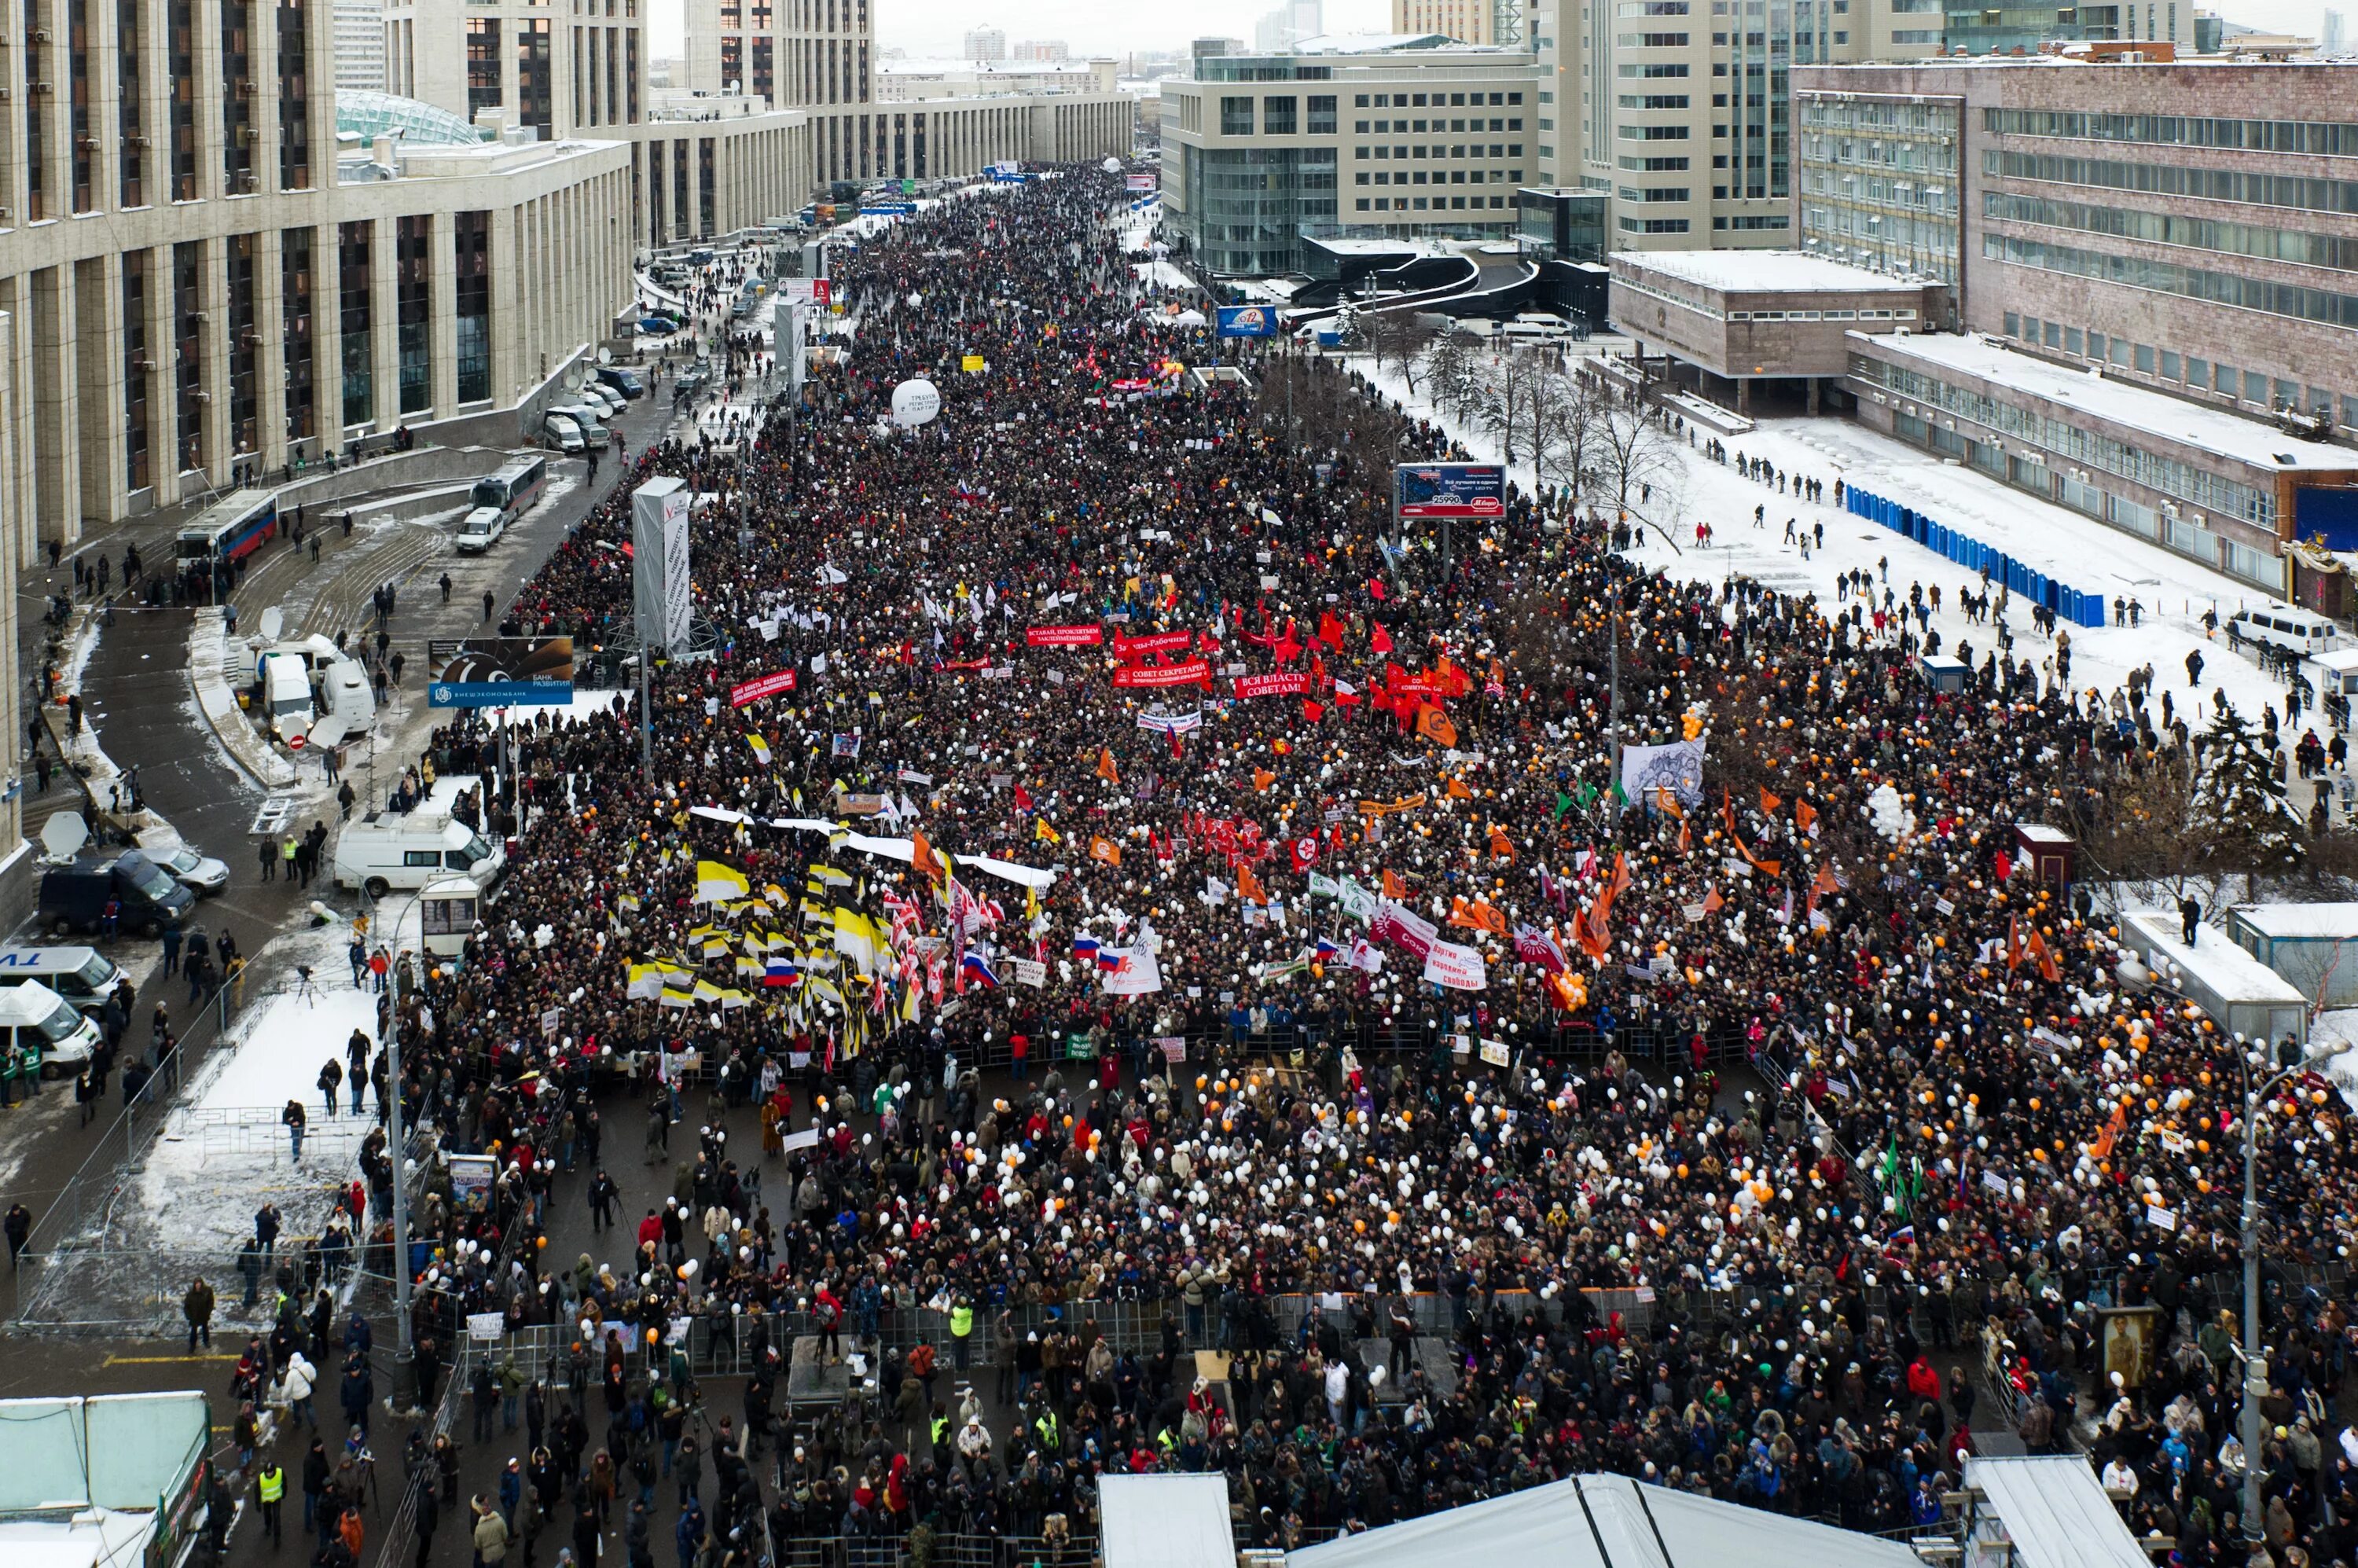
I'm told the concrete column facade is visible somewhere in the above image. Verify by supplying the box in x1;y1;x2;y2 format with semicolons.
2;280;38;567
30;265;82;549
142;248;181;507
89;0;125;215
428;209;457;417
73;251;128;527
196;233;231;483
191;0;225;204
370;216;398;430
255;224;287;470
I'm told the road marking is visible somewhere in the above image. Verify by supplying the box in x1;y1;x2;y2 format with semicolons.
105;1352;243;1366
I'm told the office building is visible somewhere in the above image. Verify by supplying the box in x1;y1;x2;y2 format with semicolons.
963;27;1008;63
1012;41;1071;63
877;59;1122;102
2327;9;2347;52
335;0;388;94
1161;35;1538;275
1394;0;1522;47
1785;53;2358;590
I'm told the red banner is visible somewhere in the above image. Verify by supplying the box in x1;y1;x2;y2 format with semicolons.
1026;624;1104;648
1114;630;1192;660
729;670;798;707
1113;659;1210;689
1233;671;1310;700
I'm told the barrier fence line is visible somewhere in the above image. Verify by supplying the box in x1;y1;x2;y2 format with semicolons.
1846;486;2109;630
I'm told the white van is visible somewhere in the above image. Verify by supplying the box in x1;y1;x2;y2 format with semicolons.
0;981;103;1073
2230;605;2339;656
259;652;315;743
542;413;586;454
0;946;124;1015
306;656;375;751
456;506;507;553
332;810;505;899
549;404;611;449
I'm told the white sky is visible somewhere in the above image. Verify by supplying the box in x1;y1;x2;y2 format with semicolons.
647;0;2334;68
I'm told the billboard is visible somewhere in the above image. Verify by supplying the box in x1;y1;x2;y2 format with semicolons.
1216;305;1280;338
1126;173;1156;193
1395;463;1508;519
426;637;575;707
783;299;807;399
631;476;693;655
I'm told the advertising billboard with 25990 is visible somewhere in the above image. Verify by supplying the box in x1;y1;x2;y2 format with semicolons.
1394;463;1507;520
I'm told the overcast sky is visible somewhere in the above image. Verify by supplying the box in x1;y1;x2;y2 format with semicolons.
648;0;2338;64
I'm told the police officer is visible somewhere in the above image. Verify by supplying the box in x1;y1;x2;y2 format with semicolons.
255;1456;287;1548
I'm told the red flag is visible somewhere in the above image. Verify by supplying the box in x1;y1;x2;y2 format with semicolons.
1013;784;1034;813
1289;835;1320;872
1369;578;1387;604
1302;699;1326;723
1371;623;1395;655
1318;611;1346;649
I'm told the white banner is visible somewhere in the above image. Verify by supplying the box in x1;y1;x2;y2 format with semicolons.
1100;946;1163;995
1421;938;1489;991
1618;737;1706;810
1005;958;1047;988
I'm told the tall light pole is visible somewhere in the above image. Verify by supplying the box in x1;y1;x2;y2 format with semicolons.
2237;1033;2352;1541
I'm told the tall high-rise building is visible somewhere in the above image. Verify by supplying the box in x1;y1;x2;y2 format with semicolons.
1012;40;1071;62
963;27;1008;62
335;0;388;94
1394;0;1523;46
2325;8;2348;51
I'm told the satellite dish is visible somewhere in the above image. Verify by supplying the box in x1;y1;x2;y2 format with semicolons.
891;378;942;428
259;606;285;643
41;812;88;861
597;347;614;365
567;369;588;394
307;714;349;752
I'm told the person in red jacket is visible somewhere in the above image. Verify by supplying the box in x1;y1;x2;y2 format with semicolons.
814;1283;844;1363
635;1209;663;1252
1906;1355;1943;1405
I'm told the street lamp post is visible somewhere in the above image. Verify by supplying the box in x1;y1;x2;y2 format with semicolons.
2237;1034;2351;1541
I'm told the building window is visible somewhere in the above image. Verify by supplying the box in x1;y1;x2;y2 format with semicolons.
227;232;259;453
468;19;502;119
340;220;372;428
1221;96;1253;136
282;226;314;445
454;211;490;403
169;0;196;200
174;241;202;471
1306;95;1335;135
68;0;91;211
1263;96;1295;135
123;250;149;489
118;0;143;205
221;0;252;193
279;0;310;189
395;215;429;415
517;20;551;139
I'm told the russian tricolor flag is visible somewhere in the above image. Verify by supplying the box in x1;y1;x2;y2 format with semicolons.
1313;937;1341;961
762;957;802;988
1072;935;1101;962
961;952;999;988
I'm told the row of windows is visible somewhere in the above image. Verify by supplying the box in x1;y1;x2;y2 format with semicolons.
1356;118;1519;134
1620;94;1691;109
1990;148;2358;221
1621;215;1691;232
1357;195;1514;211
1854;354;2277;524
1618;61;1690;76
1352;91;1522;108
2002;310;2358;431
1724;213;1792;230
1356;169;1522;185
1729;304;1902;321
1357;144;1519;161
1619;155;1691;171
1619;185;1691;202
1218;95;1338;136
1983;107;2358;158
1617;31;1689;45
1985;191;2358;274
1986;232;2358;333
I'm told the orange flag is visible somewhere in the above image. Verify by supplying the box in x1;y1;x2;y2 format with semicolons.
1381;869;1408;900
1096;747;1120;785
2006;913;2023;972
1416;706;1458;748
1252;768;1276;792
1449;896;1508;935
1760;786;1783;816
1447;777;1473;800
1489;824;1515;861
1237;862;1269;905
1808;862;1838;909
1677;817;1692;855
912;830;945;883
1795;799;1818;834
1653;787;1685;821
1089;836;1122;868
1702;887;1724;916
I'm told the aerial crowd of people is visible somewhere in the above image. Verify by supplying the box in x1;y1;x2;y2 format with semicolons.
185;163;2358;1568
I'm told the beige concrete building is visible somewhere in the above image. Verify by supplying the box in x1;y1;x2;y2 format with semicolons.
1394;0;1524;47
1608;248;1945;410
1162;37;1539;275
876;58;1121;102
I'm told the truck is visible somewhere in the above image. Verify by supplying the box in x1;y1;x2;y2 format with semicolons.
37;850;196;937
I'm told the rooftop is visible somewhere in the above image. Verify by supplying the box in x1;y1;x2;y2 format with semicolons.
1615;248;1932;294
1857;330;2356;474
336;90;486;146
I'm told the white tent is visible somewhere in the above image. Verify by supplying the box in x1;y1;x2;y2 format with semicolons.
1962;1456;2150;1568
1289;1474;1932;1568
1101;1474;1233;1568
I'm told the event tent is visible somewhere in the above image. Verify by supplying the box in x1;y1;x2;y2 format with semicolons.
1961;1455;2151;1568
1287;1473;1934;1568
1101;1474;1234;1568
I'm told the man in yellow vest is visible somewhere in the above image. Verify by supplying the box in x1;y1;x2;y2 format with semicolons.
255;1456;287;1547
949;1295;975;1372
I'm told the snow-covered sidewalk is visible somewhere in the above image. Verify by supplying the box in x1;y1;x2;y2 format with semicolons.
1358;358;2305;733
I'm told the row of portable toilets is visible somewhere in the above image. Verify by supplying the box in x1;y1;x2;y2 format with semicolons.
1846;485;2110;629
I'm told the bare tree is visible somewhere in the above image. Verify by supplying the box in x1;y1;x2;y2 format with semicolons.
1419;333;1484;429
1586;386;1680;522
1363;311;1438;394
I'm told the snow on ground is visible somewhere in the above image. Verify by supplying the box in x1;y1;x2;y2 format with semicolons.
2309;1008;2358;1111
133;920;382;1258
1357;358;2301;733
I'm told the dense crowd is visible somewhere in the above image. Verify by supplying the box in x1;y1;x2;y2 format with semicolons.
209;164;2358;1568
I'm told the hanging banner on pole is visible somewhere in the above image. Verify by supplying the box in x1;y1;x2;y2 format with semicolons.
1394;463;1507;519
729;670;799;707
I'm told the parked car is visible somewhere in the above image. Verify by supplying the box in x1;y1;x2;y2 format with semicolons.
149;843;231;896
455;506;507;553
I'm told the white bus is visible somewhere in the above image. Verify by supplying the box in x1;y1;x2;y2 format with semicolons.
470;455;549;526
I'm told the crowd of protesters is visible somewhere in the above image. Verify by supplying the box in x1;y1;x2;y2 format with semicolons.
194;163;2358;1568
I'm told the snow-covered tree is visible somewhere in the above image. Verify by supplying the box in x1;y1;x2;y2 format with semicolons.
2194;707;2300;868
